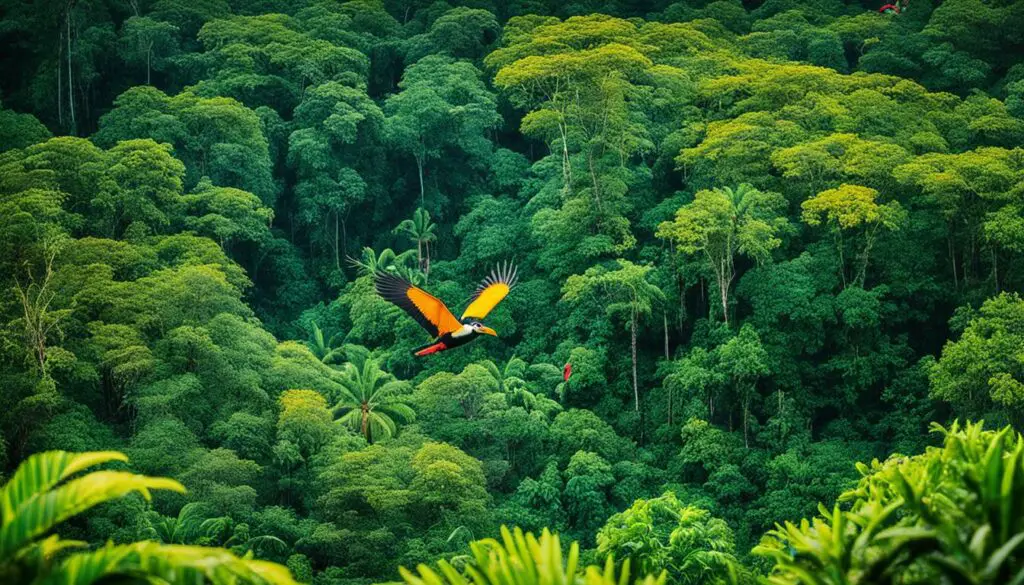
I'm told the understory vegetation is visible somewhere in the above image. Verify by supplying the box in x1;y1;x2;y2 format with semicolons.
2;0;1024;583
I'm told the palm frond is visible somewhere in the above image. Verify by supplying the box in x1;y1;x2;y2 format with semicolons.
245;535;290;557
368;412;398;442
380;402;416;423
1;451;128;520
336;409;363;433
1;471;185;558
1;450;297;585
46;540;297;585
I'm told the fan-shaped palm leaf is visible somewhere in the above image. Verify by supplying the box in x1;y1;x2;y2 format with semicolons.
244;535;290;557
333;353;415;443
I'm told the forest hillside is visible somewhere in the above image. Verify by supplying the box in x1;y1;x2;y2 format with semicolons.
2;0;1024;583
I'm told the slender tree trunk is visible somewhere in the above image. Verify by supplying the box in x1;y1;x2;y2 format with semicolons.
720;281;728;325
856;225;879;287
57;32;63;127
146;45;151;84
949;231;958;289
664;312;673;420
334;211;340;271
416;155;425;208
663;312;669;360
631;310;639;412
558;119;572;194
67;9;75;134
361;403;370;442
716;258;729;325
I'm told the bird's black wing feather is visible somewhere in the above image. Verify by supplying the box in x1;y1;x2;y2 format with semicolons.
373;271;460;337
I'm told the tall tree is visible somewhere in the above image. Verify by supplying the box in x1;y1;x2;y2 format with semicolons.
716;324;770;448
384;55;500;208
930;293;1024;426
562;260;665;412
657;184;788;324
117;16;179;85
394;207;437;279
288;81;385;275
801;183;904;288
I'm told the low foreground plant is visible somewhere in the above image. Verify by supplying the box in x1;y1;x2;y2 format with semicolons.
0;450;297;585
400;525;666;585
755;421;1024;585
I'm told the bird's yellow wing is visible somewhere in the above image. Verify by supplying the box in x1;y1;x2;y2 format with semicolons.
374;271;462;337
461;261;519;320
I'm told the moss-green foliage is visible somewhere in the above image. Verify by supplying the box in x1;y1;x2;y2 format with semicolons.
596;492;747;585
1;0;1024;583
756;421;1024;585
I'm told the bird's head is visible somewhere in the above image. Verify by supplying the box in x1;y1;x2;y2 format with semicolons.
469;321;498;337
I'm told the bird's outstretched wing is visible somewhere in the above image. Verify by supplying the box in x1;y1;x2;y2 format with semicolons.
374;271;462;338
461;261;519;320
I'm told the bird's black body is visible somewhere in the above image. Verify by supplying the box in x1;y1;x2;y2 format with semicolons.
413;330;474;356
412;320;487;356
372;263;517;357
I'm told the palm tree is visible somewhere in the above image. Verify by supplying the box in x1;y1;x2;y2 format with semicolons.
348;246;416;277
0;450;297;584
143;502;209;544
307;321;346;365
333;346;416;443
394;208;438;279
147;507;288;560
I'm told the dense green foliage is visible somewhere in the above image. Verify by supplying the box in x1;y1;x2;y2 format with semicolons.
2;0;1024;583
1;450;297;584
756;421;1024;584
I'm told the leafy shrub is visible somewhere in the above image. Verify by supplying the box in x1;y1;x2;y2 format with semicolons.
755;421;1024;585
399;526;665;585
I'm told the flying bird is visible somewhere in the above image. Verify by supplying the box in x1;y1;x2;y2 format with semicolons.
374;262;518;357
